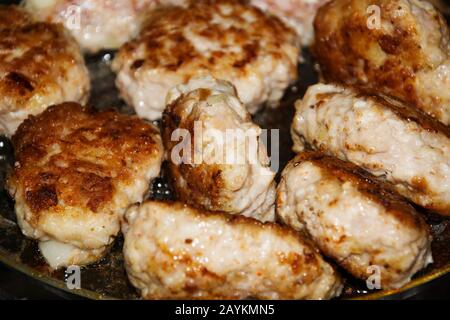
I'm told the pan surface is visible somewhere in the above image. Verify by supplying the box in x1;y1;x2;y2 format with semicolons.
0;1;449;300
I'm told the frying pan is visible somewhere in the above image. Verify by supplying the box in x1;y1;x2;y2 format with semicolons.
0;0;449;300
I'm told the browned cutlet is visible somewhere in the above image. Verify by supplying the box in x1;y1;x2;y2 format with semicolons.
112;0;300;119
0;6;90;136
7;102;164;269
313;0;450;125
162;77;276;222
277;151;432;289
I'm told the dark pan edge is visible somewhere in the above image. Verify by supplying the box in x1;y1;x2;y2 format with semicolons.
1;240;448;300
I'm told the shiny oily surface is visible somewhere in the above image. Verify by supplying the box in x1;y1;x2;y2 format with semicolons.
0;50;449;300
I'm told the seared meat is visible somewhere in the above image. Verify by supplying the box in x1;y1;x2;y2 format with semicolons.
0;6;89;136
24;0;158;53
112;0;300;120
250;0;331;46
162;77;276;221
122;200;343;299
313;0;450;125
291;83;450;215
7;103;164;268
277;152;432;289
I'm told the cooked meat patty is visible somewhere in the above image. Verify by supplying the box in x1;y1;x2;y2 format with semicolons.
7;103;164;268
291;83;450;215
250;0;331;46
162;77;276;221
0;6;89;137
112;0;300;120
313;0;450;125
24;0;158;53
277;152;432;289
122;200;343;299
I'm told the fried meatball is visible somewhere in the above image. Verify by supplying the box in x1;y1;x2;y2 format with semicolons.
112;0;300;120
122;200;343;299
277;152;432;289
162;77;276;222
0;6;89;137
291;83;450;215
313;0;450;125
23;0;159;53
7;103;164;268
250;0;331;46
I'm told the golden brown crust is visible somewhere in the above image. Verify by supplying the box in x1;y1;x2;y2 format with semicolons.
313;0;449;122
162;96;233;211
0;6;32;29
0;6;88;113
115;0;298;80
162;84;261;214
9;102;162;217
288;151;428;230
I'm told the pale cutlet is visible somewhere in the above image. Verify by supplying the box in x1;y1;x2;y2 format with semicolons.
24;0;160;53
292;83;450;215
250;0;331;46
123;200;343;299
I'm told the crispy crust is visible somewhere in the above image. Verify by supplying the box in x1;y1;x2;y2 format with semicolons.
114;0;298;81
0;5;32;28
284;151;428;230
161;80;275;220
312;0;449;123
162;129;231;210
0;6;89;113
9;102;162;217
162;89;238;211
